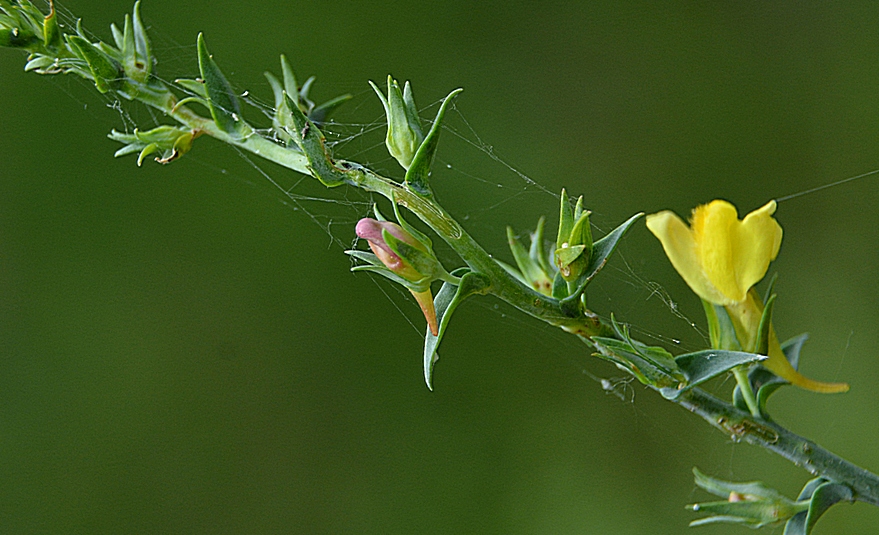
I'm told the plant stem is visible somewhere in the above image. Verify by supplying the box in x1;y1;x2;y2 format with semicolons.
675;387;879;507
103;62;879;506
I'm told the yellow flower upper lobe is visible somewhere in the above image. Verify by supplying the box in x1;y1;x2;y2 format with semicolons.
646;200;782;306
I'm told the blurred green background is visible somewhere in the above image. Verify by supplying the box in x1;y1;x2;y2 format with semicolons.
2;1;879;533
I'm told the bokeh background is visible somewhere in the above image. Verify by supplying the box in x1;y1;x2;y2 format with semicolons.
2;1;879;533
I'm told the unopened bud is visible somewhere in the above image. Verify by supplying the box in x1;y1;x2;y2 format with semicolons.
370;76;424;170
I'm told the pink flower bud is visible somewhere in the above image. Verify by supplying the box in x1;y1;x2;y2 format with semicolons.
355;218;423;280
355;217;438;335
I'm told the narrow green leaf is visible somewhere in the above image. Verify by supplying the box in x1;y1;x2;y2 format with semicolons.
119;13;147;83
67;35;122;93
423;269;490;390
592;336;682;389
309;93;353;125
265;71;284;108
24;54;53;72
283;92;348;187
551;271;567;299
403;88;461;196
664;350;766;399
390;196;432;248
350;265;428;293
556;188;573;250
693;467;786;500
507;227;542;283
197;33;246;138
110;22;124;50
702;300;741;351
402;81;422;136
754;293;777;355
530;216;552;274
174;78;207;98
280;54;298;106
559;212;643;310
132;1;151;76
271;85;296;144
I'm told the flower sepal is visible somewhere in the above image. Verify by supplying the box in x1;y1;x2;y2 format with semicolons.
505;217;553;295
348;201;457;337
688;468;806;529
554;189;593;282
109;125;199;165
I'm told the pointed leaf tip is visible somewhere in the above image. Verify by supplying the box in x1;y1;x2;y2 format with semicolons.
423;269;489;390
404;87;462;197
197;33;247;138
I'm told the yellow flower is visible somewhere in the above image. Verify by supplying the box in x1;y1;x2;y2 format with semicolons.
646;200;848;394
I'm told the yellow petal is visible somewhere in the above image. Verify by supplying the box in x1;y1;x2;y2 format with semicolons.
735;200;783;298
691;200;743;302
765;339;849;394
646;210;731;305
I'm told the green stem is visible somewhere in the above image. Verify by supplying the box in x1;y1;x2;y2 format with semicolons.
675;387;879;507
5;5;878;511
92;65;879;507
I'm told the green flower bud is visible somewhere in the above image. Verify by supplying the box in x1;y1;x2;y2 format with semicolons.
555;189;593;282
370;75;424;170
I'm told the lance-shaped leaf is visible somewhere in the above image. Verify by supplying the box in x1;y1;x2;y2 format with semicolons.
702;299;742;351
197;33;247;138
67;35;123;93
118;10;148;84
661;350;767;399
403;87;462;197
309;93;352;125
175;77;207;99
559;212;643;315
131;1;151;76
284;92;348;187
346;250;430;293
264;71;295;144
592;322;684;389
279;54;299;107
753;293;777;355
530;216;553;275
24;55;54;72
423;269;490;390
506;225;552;294
783;479;853;535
